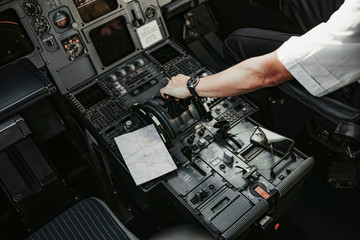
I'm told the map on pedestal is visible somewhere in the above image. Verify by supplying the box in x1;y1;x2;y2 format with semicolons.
115;124;177;185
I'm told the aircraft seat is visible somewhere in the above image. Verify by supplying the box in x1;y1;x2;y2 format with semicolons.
278;80;360;187
25;197;138;240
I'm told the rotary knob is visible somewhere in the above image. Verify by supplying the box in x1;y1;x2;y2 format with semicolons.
223;151;233;164
127;64;136;71
135;58;145;66
125;120;134;129
197;138;206;147
107;74;117;82
116;68;127;77
113;82;126;94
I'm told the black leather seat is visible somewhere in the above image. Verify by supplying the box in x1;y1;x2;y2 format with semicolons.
278;81;360;143
279;81;360;127
25;198;138;240
278;81;360;187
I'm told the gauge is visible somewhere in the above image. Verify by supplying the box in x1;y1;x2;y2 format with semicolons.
22;0;41;17
32;16;50;34
63;35;84;60
53;11;70;29
144;6;156;20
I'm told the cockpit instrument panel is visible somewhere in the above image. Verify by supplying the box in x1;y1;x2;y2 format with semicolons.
0;0;167;93
0;1;316;239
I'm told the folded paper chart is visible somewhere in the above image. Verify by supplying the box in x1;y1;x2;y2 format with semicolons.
115;124;177;185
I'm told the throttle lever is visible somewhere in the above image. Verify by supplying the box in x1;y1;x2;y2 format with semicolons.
164;94;191;119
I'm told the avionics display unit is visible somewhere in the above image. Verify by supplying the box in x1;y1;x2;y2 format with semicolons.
0;9;34;67
0;1;43;69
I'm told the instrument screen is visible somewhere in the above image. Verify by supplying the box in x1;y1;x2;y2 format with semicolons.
74;83;108;109
89;16;135;67
73;0;118;23
0;9;34;67
149;44;180;65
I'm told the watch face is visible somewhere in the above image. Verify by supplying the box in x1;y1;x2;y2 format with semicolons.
188;77;199;87
187;77;200;98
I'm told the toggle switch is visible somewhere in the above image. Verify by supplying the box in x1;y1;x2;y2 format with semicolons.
195;188;208;201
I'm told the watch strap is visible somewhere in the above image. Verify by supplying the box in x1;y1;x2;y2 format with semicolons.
187;76;200;98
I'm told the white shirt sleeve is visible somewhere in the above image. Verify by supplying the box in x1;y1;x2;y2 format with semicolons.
277;0;360;97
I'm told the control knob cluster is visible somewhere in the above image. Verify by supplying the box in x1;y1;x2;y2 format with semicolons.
105;73;126;94
105;58;146;95
115;58;145;78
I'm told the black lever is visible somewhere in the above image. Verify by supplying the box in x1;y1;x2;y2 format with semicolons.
164;94;191;119
181;146;206;176
181;146;193;160
213;120;230;139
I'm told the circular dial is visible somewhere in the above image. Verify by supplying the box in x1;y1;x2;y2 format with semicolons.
22;1;41;17
32;16;50;34
53;11;70;29
144;6;156;20
64;36;84;60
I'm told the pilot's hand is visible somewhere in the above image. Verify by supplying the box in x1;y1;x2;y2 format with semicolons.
160;74;192;99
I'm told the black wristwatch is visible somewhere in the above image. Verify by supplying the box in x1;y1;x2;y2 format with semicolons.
187;76;200;98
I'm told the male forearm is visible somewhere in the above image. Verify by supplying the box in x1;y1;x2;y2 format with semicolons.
196;52;293;97
160;51;293;99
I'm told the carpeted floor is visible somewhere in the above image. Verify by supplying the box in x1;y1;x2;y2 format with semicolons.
275;174;360;240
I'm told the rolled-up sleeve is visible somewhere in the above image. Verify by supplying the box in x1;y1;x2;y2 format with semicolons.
277;0;360;97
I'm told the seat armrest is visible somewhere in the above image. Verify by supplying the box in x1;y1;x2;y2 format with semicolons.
278;81;360;126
